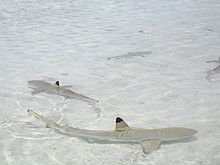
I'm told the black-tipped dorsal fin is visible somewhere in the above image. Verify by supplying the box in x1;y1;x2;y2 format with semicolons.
55;81;60;87
115;117;129;131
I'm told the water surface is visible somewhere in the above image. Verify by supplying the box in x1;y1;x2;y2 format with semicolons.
0;0;220;164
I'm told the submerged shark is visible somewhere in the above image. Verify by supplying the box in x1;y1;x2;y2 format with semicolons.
206;57;220;81
107;51;152;60
206;57;220;64
27;109;197;153
28;80;98;103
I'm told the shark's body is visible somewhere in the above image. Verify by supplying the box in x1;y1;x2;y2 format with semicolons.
206;57;220;64
28;80;98;103
27;110;197;153
206;57;220;81
107;51;152;60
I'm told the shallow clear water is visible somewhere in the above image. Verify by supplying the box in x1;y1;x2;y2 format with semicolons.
0;0;220;164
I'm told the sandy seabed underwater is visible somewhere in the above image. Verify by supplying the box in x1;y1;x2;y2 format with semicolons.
0;0;220;164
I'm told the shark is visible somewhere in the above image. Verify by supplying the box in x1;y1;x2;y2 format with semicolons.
206;57;220;81
206;57;220;64
107;51;152;60
27;109;197;153
28;80;98;103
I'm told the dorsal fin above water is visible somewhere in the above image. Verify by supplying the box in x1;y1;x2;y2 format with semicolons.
55;81;60;87
115;117;129;131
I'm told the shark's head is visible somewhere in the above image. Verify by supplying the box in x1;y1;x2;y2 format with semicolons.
55;81;60;87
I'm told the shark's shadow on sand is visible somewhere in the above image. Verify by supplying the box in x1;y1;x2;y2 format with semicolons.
27;109;197;154
206;57;220;81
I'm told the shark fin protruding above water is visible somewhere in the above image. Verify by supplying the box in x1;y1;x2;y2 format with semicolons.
115;117;129;131
140;140;162;153
54;81;72;88
55;81;60;87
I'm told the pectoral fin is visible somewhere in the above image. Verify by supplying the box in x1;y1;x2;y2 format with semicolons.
140;140;162;153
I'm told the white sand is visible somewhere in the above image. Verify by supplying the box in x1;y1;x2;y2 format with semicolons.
0;0;220;164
